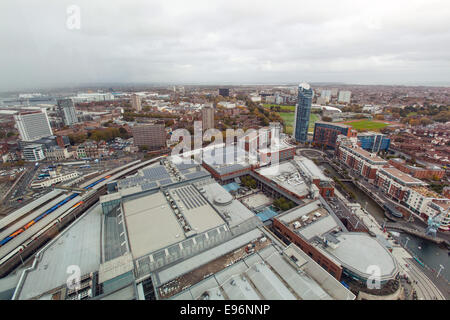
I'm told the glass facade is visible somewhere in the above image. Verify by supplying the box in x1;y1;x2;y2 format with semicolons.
312;122;350;148
57;99;79;126
358;134;391;152
294;83;313;143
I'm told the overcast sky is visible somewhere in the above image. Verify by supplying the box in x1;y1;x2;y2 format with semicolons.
1;0;450;91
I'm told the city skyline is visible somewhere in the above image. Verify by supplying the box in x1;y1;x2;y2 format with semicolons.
1;0;450;91
0;0;448;305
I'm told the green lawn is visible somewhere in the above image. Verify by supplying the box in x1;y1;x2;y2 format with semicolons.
343;120;389;132
277;112;319;135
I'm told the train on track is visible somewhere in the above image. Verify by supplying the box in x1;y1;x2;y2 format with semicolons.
0;155;167;277
0;175;111;248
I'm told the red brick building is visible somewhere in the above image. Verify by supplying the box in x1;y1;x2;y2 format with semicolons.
335;136;387;181
313;121;357;149
272;201;343;280
388;158;445;180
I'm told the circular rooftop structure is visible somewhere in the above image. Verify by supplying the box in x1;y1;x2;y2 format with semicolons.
214;193;233;206
299;82;311;90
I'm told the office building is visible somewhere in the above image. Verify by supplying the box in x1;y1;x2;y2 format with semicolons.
330;88;338;97
338;91;352;104
57;99;79;126
201;107;214;131
131;124;166;150
131;94;142;112
357;132;391;152
14;110;53;142
45;146;71;161
293;83;314;143
23;144;45;162
313;122;357;149
218;88;230;97
71;92;115;103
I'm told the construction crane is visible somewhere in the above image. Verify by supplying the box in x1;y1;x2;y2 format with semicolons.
425;213;442;238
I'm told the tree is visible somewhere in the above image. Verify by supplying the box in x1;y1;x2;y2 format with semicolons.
68;133;88;144
241;176;257;189
118;127;130;138
419;118;433;126
431;110;450;123
165;119;175;127
273;197;295;211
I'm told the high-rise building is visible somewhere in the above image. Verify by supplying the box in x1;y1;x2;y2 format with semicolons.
201;107;214;131
320;90;332;103
338;91;352;104
131;124;166;150
218;88;230;97
14;110;53;142
331;88;339;97
131;94;142;112
57;99;78;126
294;83;313;143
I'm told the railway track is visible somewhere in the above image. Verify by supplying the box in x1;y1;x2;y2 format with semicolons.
0;155;167;278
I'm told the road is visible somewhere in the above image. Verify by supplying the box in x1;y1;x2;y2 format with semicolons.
9;165;39;200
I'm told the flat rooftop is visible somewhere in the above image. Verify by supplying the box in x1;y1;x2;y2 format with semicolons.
341;144;387;163
202;145;254;175
276;200;340;240
411;186;443;199
379;166;426;185
316;121;351;128
294;156;332;182
321;232;398;281
258;136;295;154
123;192;186;259
123;183;226;260
195;179;256;228
16;204;102;300
255;161;310;198
117;160;210;192
168;184;225;232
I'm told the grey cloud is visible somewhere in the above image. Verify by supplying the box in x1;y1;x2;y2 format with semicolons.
0;0;450;91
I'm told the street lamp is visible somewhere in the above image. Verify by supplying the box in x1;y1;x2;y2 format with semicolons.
437;265;444;279
405;236;410;248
